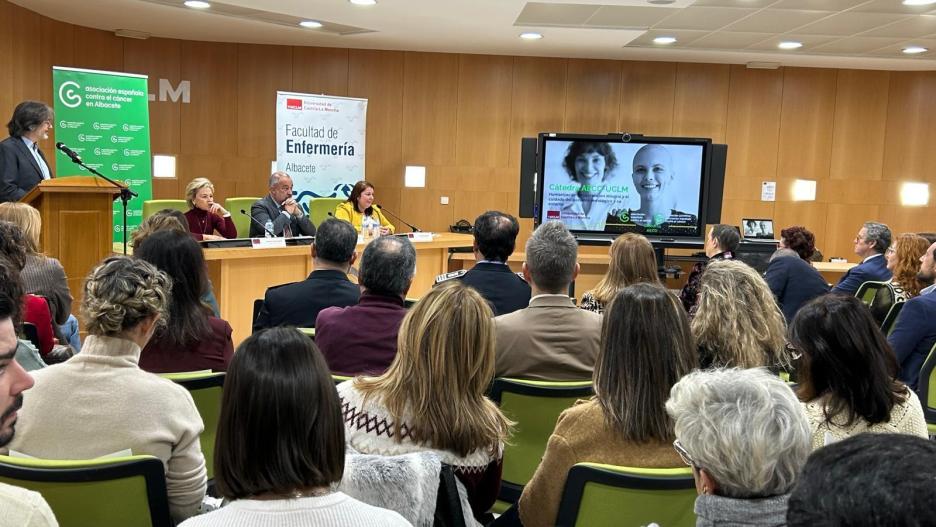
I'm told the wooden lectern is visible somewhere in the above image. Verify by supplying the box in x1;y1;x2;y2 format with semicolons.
21;176;121;303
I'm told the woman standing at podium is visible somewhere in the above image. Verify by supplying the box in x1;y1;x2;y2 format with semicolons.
183;177;237;240
335;180;395;236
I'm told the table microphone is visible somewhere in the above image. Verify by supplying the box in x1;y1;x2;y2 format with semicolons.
240;209;276;237
375;204;421;232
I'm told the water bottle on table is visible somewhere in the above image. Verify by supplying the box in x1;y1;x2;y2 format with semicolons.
264;220;274;238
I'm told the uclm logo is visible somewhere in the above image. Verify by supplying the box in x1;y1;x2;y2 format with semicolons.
286;99;303;110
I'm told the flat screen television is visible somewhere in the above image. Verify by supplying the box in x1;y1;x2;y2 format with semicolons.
535;133;711;239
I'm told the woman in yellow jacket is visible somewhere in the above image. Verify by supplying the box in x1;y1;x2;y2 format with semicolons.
334;180;396;235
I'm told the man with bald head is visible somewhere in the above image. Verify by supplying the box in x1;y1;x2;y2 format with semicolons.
607;144;697;232
249;171;316;237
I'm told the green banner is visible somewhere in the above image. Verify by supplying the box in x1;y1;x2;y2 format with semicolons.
52;67;152;245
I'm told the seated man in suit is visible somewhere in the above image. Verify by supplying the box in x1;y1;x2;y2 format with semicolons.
0;101;54;203
435;210;530;316
887;240;936;390
831;221;892;296
249;171;316;237
494;221;601;381
253;218;361;331
315;235;415;376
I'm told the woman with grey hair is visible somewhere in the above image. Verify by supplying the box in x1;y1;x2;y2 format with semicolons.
8;256;208;524
666;368;811;526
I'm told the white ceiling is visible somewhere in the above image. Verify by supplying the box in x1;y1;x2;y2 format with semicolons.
15;0;936;70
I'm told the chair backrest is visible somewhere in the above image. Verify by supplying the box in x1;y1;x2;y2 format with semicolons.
224;197;261;238
252;298;264;329
855;281;889;306
916;341;936;432
309;197;345;228
162;371;225;481
0;454;171;527
881;300;905;337
21;322;40;351
333;374;352;386
555;463;696;527
142;199;187;219
298;327;316;339
488;377;594;503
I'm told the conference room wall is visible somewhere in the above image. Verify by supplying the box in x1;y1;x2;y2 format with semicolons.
3;0;936;261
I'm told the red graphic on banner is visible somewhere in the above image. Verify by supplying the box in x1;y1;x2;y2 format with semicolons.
286;99;303;110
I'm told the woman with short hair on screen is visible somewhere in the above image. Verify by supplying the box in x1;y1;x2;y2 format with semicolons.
334;180;395;236
184;177;237;241
557;141;626;231
580;233;659;314
179;327;409;527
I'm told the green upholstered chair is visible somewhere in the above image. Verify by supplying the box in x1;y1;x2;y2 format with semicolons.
916;342;936;436
309;197;345;228
554;463;696;527
142;199;187;220
224;197;261;238
298;327;316;339
488;378;594;504
881;301;905;337
333;374;352;386
161;371;225;482
0;454;172;527
855;281;890;306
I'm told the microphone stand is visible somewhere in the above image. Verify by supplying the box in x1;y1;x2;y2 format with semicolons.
63;154;137;254
376;205;421;232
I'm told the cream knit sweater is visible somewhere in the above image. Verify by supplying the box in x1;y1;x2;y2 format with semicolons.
178;493;412;527
802;389;928;450
7;335;207;523
0;482;59;526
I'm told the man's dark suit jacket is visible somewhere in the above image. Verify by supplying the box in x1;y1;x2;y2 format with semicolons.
249;194;316;237
0;136;48;202
831;254;891;296
764;253;830;323
888;291;936;390
458;262;531;316
253;269;360;331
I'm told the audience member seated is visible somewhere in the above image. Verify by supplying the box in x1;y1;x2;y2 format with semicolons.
316;236;415;376
517;284;695;527
179;327;409;527
132;209;220;317
495;221;601;380
8;256;207;523
787;433;936;527
249;172;315;238
692;260;790;370
888;240;936;390
580;233;659;314
0;258;47;371
765;226;830;323
435;210;530;316
679;224;739;315
870;232;930;323
334;180;395;235
0;203;77;351
183;177;237;241
254;218;360;331
135;230;234;373
791;294;927;449
666;368;811;527
0;285;58;526
831;221;892;295
338;282;512;521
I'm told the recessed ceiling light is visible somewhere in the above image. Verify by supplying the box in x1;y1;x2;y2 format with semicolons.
653;36;677;45
649;0;676;4
903;46;928;54
778;41;803;50
903;0;936;6
349;0;377;4
299;20;323;29
520;32;543;40
183;1;210;8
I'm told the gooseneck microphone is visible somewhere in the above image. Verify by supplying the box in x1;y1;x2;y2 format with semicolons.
240;209;276;237
55;142;82;163
375;204;421;232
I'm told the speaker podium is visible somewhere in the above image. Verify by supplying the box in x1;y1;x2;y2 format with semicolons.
20;176;121;303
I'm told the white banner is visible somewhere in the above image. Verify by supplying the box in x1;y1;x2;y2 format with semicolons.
275;91;367;206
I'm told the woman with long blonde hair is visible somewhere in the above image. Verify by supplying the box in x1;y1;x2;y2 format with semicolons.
692;259;789;369
337;281;512;520
580;233;659;313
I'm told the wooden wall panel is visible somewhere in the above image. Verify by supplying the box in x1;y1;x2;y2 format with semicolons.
72;27;123;73
773;202;829;253
673;63;729;142
720;199;775;227
236;44;293;159
619;61;676;136
38;17;75;175
507;57;567;168
883;71;936;184
455;54;513;168
179;41;238;158
348;49;403;188
124;38;182;155
563;59;622;134
776;67;836;181
402;52;458;166
9;4;41;105
829;69;889;181
292;46;349;97
725;66;782;183
825;203;881;262
0;1;12;121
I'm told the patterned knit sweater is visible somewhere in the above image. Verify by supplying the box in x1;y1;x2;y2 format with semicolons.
337;381;503;518
802;389;928;450
178;493;411;527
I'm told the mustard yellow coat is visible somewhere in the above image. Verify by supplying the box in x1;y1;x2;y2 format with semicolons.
334;201;396;234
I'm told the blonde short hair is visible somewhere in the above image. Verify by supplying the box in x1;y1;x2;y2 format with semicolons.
0;203;41;254
184;178;214;209
81;256;171;337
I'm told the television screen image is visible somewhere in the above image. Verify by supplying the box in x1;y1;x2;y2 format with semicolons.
537;135;708;238
742;218;775;239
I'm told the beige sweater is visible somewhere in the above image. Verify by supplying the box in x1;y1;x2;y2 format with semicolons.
7;335;207;523
518;399;683;527
0;482;59;526
802;388;929;450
